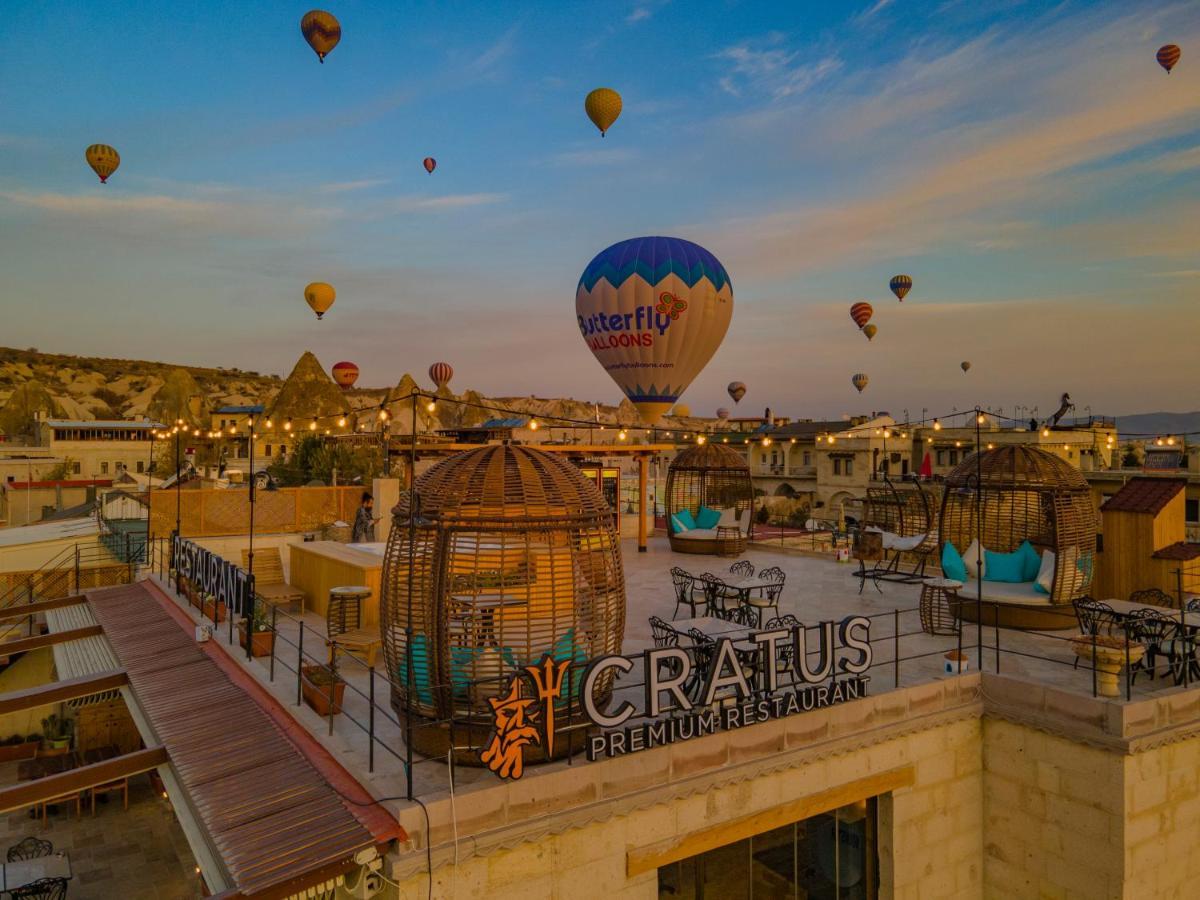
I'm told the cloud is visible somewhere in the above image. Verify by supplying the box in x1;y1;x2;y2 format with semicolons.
369;193;508;215
627;7;652;23
317;179;390;194
714;37;841;100
853;0;894;23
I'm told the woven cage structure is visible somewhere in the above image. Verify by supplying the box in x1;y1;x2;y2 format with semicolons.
864;478;936;539
380;444;626;762
664;443;754;555
938;445;1096;604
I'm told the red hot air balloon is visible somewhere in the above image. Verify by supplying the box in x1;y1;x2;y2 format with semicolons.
850;301;873;329
423;157;437;174
429;362;453;389
1157;44;1181;73
331;361;359;389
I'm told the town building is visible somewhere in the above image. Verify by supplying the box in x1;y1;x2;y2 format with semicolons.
37;418;164;480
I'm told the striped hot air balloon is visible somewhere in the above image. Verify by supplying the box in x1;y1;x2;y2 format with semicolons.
852;373;869;393
889;275;912;302
331;361;359;389
423;157;436;174
850;301;873;329
428;362;453;389
85;144;120;183
1157;44;1181;73
301;10;341;63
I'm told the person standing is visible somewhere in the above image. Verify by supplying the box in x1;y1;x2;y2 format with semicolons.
352;491;378;543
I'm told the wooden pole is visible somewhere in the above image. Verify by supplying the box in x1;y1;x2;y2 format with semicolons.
638;454;649;553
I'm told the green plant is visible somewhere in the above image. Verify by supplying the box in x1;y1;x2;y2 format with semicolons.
243;604;272;633
303;664;343;687
25;734;42;744
44;458;77;481
2;734;26;746
41;714;73;744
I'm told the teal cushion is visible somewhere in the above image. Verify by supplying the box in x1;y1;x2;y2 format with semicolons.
670;514;689;533
983;549;1027;583
1034;581;1049;595
941;543;967;582
1017;540;1041;581
674;509;697;532
399;635;434;707
695;506;721;530
450;645;516;698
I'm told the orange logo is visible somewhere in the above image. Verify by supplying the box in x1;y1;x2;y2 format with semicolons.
480;655;572;780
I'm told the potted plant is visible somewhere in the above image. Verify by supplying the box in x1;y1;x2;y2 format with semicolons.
237;606;275;657
0;733;41;762
200;593;227;623
301;663;345;716
40;714;73;754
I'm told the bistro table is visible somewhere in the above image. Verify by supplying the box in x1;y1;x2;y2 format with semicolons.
0;852;72;891
672;616;758;651
701;572;779;617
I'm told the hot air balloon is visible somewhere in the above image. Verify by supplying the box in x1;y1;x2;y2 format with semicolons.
1157;44;1181;73
716;408;730;421
301;10;341;63
577;237;733;426
727;382;747;404
85;144;120;183
304;282;336;320
850;301;873;329
332;361;360;389
889;275;912;302
961;361;971;373
863;324;878;342
428;362;453;389
672;404;691;418
585;88;622;136
423;157;436;174
852;373;869;393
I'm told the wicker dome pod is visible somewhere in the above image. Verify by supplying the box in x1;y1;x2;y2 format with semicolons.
939;445;1096;621
665;443;755;555
381;444;626;763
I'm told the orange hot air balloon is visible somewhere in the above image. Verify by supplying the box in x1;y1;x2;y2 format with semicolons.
331;361;359;389
862;324;878;341
428;362;453;389
850;301;873;329
1157;44;1181;73
304;282;336;319
889;275;912;301
584;88;622;136
301;10;341;63
423;157;436;174
85;144;120;183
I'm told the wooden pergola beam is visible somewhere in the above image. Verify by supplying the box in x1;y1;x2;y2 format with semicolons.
0;745;169;813
0;594;87;623
0;624;103;656
0;670;128;716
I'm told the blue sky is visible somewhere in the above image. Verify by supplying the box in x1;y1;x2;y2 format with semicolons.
1;0;1197;418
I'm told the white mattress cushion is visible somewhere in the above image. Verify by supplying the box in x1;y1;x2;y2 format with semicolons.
674;528;719;540
1036;549;1056;594
891;533;928;552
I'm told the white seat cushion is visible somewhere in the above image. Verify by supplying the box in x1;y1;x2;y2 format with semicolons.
674;528;719;540
891;533;928;552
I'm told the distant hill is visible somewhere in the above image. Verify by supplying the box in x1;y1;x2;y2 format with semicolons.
1113;412;1200;438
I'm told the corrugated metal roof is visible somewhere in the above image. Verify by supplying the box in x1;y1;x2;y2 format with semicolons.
87;584;378;896
47;420;165;429
44;603;121;707
214;405;265;414
479;417;528;428
1101;477;1185;515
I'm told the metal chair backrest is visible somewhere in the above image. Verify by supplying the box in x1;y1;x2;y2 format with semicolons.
687;628;716;673
10;878;68;900
1126;608;1178;643
649;616;679;648
1129;588;1178;609
1187;598;1200;615
670;567;693;602
730;560;754;578
759;566;786;599
6;837;52;862
1073;598;1117;636
766;615;800;629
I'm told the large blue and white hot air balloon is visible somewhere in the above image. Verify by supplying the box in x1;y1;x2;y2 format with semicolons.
576;237;733;425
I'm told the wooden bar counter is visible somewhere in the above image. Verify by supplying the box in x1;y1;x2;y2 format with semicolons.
287;541;383;628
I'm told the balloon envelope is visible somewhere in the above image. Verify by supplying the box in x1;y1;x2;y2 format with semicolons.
304;282;336;319
889;275;912;301
85;144;120;183
961;361;971;373
301;10;341;62
852;373;869;393
423;157;436;174
577;237;733;426
727;382;746;404
429;362;454;389
863;324;878;341
1157;44;1181;73
850;301;873;329
716;407;730;420
585;88;622;136
672;404;691;418
332;361;359;389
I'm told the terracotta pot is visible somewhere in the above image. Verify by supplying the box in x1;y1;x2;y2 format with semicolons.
238;622;275;657
1070;634;1145;698
202;598;227;623
301;665;345;716
0;740;40;762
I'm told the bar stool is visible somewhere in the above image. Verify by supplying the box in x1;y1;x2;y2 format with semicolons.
326;586;381;668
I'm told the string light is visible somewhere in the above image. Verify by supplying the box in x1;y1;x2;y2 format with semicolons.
265;419;273;429
528;418;539;430
427;401;437;413
790;438;797;444
762;437;772;447
378;409;389;422
308;418;317;431
933;420;942;431
977;414;986;425
1042;427;1050;437
697;435;707;445
283;418;292;432
338;417;346;428
618;429;627;441
1167;437;1176;446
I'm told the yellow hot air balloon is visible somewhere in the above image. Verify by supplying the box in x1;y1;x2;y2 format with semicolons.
85;144;120;183
577;237;732;426
862;324;878;341
585;88;622;136
301;10;341;63
304;282;336;320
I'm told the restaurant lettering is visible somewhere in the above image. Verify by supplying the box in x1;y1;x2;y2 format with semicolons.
171;535;251;616
582;616;873;762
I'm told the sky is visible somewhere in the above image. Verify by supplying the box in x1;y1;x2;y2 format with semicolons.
1;0;1198;421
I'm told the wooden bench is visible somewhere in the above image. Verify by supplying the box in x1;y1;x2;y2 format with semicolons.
242;548;306;614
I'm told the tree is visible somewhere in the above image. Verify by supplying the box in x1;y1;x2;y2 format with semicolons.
267;435;381;487
44;458;76;480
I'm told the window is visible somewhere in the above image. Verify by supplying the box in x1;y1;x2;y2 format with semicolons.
833;458;842;476
657;798;878;899
936;450;946;467
803;452;811;466
73;462;81;475
136;460;144;473
100;461;109;474
845;458;854;477
1187;499;1199;524
264;444;273;457
949;450;959;466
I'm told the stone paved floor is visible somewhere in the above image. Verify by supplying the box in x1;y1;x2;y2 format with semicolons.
0;765;202;900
